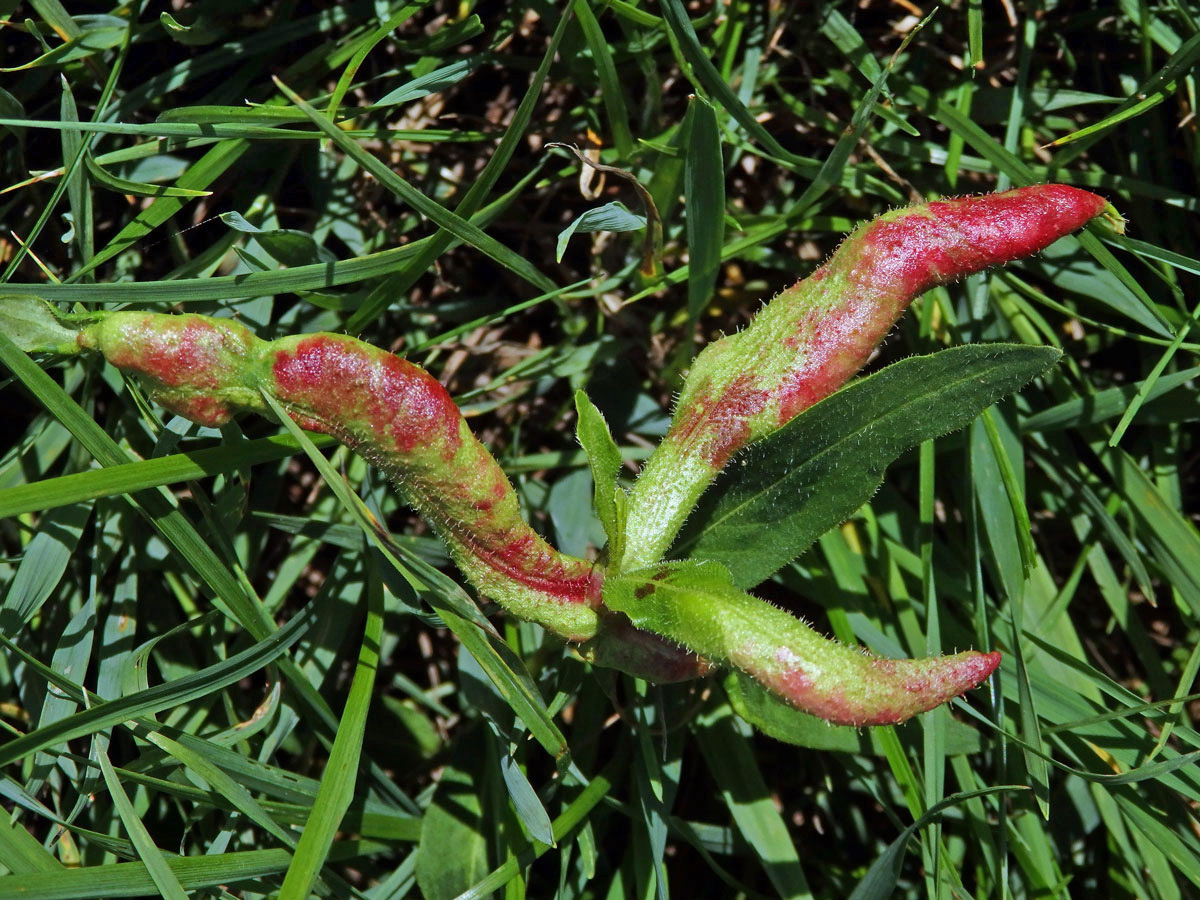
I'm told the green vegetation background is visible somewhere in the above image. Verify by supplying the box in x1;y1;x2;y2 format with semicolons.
1;1;1198;898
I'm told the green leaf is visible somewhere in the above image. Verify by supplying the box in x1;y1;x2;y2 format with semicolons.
453;770;614;899
0;814;62;874
158;11;225;46
971;417;1024;604
692;703;811;899
1014;630;1052;818
849;786;1028;900
220;211;336;266
96;750;190;900
574;390;625;563
630;683;673;900
33;596;96;762
0;15;125;72
1020;235;1171;338
1021;365;1200;432
69;135;249;283
416;763;489;900
0;502;91;637
677;344;1061;589
800;8;916;209
0;432;339;519
1108;447;1200;615
84;152;211;198
657;0;818;173
1046;31;1200;149
572;0;634;157
60;78;91;264
0;601;316;767
981;407;1036;576
497;746;555;847
142;732;297;848
555;200;646;263
602;559;741;658
325;4;426;120
272;77;558;297
278;570;383;899
374;55;483;106
0;843;387;898
1115;795;1200;887
344;7;572;331
0;296;89;354
681;95;724;326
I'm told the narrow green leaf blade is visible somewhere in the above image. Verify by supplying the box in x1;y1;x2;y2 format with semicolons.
0;502;90;636
0;844;384;899
96;750;190;900
0;602;315;766
658;0;817;172
0;432;339;519
143;732;297;848
572;0;634;156
1013;634;1052;818
278;574;383;900
416;764;488;900
84;152;211;198
849;786;1028;900
693;704;811;899
272;77;557;296
0;814;63;874
374;55;482;106
682;95;724;326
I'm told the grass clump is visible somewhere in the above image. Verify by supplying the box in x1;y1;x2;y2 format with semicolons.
1;2;1198;898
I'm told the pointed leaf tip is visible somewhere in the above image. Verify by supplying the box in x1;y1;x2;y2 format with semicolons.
604;560;1002;726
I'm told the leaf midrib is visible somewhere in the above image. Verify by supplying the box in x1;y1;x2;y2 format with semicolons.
684;346;1052;549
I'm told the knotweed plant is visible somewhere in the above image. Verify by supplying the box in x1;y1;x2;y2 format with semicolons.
7;186;1110;726
2;7;1191;895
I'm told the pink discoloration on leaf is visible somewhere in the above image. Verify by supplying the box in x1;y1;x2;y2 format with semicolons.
769;186;1107;438
92;315;238;390
470;481;507;513
271;335;462;461
778;660;813;695
760;648;1002;726
773;299;880;424
472;532;601;606
764;188;1106;431
845;185;1107;302
77;313;261;427
78;313;603;641
582;615;713;683
692;185;1106;456
166;394;237;428
669;371;771;467
622;185;1108;571
605;560;1004;725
